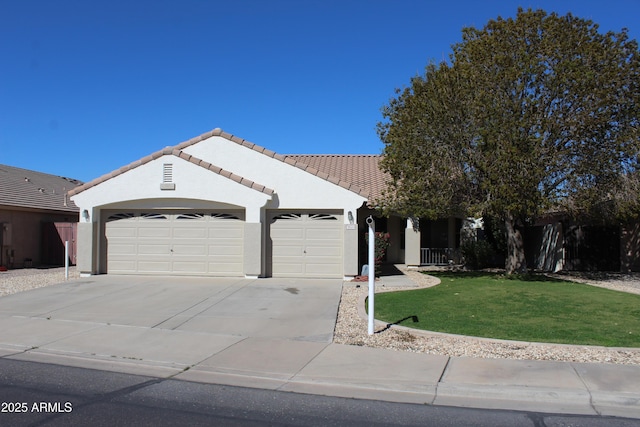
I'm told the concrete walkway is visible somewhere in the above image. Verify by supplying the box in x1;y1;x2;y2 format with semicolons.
0;275;638;419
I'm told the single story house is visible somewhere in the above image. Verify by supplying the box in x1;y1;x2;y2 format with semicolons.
525;215;640;273
69;128;461;278
0;164;81;268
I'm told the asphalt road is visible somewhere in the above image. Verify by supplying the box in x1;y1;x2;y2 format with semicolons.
0;359;638;427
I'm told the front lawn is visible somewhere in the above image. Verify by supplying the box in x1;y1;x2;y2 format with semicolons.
373;272;640;347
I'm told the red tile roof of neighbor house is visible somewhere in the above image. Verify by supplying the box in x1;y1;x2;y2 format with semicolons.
0;164;81;213
68;128;388;202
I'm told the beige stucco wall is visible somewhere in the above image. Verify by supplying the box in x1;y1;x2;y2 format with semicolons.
244;222;262;277
76;221;96;275
405;218;421;266
344;224;358;277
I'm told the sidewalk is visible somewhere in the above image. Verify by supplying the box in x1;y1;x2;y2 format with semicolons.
1;319;638;419
0;274;638;419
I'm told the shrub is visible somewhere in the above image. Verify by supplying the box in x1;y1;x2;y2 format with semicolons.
364;232;391;276
461;239;495;270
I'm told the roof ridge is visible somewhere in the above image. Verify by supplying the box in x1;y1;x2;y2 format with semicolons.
68;128;371;199
284;154;381;157
171;148;274;196
170;128;370;198
67;145;274;197
0;163;83;184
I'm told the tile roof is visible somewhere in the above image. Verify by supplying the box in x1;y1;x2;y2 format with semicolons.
172;128;372;198
283;155;387;202
68;128;385;201
0;164;81;213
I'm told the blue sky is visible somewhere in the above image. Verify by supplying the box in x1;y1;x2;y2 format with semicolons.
2;0;638;182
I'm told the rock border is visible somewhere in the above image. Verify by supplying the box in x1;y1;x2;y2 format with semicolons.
333;269;640;365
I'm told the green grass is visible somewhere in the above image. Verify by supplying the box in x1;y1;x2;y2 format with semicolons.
373;272;640;347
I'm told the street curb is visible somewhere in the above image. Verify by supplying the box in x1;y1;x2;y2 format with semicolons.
2;343;639;419
433;382;596;415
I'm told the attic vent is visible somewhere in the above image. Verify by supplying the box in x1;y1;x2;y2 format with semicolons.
160;163;176;190
163;164;173;183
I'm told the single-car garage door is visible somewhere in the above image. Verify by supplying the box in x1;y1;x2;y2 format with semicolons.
269;211;343;278
105;211;244;276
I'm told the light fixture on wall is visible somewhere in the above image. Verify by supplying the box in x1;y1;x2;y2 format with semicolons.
348;211;354;225
82;209;90;222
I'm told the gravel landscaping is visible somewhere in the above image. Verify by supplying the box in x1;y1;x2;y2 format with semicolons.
0;267;79;297
2;266;639;365
334;267;640;366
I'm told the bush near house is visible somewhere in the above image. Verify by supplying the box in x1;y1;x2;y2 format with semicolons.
364;232;391;276
460;240;496;269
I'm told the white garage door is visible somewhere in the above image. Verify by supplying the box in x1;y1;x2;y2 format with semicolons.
269;211;343;278
105;211;244;276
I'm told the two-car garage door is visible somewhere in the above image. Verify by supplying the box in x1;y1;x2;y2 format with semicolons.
105;211;244;276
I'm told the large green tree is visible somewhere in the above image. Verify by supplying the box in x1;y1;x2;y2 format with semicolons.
378;8;640;273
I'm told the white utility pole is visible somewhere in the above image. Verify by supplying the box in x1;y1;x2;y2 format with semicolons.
64;240;69;280
366;216;375;335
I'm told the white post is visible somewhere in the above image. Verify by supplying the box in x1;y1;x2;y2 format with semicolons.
366;216;375;335
64;240;69;280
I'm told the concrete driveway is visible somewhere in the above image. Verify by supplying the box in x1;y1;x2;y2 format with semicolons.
0;276;343;375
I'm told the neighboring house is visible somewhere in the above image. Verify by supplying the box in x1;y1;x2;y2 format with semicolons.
0;164;81;268
69;128;457;278
525;215;640;272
